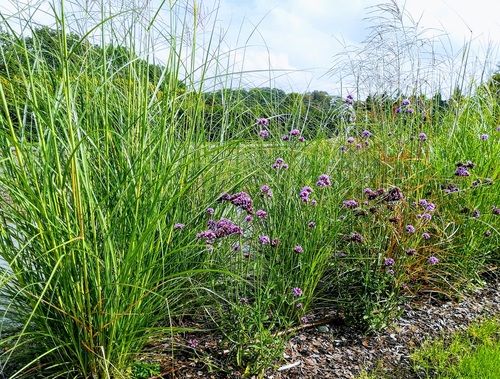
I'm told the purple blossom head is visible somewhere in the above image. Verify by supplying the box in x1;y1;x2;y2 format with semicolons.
418;132;427;141
428;256;439;265
422;213;432;220
272;163;280;169
233;244;240;251
407;107;414;114
282;135;290;141
361;130;371;138
347;137;355;144
308;221;316;228
419;199;428;207
340;145;347;152
356;144;362;149
316;174;331;187
207;218;243;238
298;136;305;142
454;166;470;177
296;303;303;309
345;97;354;105
301;316;309;324
422;233;431;240
261;185;270;192
401;99;410;106
497;126;500;132
426;203;436;212
386;269;395;275
384;258;395;266
406;225;415;233
257;118;269;126
271;238;280;247
485;230;492;236
206;207;215;216
291;287;303;297
480;134;489;140
388;131;394;136
342;199;358;208
282;164;289;170
240;297;248;303
290;129;301;136
294;245;304;253
256;209;267;219
227;192;254;214
245;215;253;222
471;209;480;218
259;130;269;138
259;235;270;244
275;158;284;164
395;107;402;114
174;223;185;230
407;248;417;255
346;93;354;100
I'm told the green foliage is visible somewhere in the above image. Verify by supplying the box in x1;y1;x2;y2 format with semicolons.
411;317;500;379
132;361;161;379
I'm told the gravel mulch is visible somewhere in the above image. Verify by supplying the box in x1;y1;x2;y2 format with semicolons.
143;272;500;379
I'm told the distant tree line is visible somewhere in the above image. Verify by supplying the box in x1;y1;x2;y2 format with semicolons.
1;27;499;142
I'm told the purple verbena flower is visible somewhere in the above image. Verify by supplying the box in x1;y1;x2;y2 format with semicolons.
282;164;289;170
454;166;470;177
407;108;414;114
426;203;436;212
386;269;395;275
296;303;303;309
418;132;427;141
384;258;395;266
480;134;488;140
240;297;248;303
290;129;301;136
256;209;267;219
342;199;358;208
298;136;305;142
347;137;355;144
472;209;480;218
422;213;432;220
406;225;415;233
429;256;439;265
259;235;270;244
282;135;290;141
257;118;269;126
174;223;185;230
361;130;371;138
271;238;280;247
401;99;410;106
340;145;347;152
308;221;316;228
259;130;269;138
292;287;303;297
275;158;284;164
294;245;304;253
395;107;402;114
206;208;215;216
316;174;331;187
301;316;309;324
422;233;431;240
356;144;362;149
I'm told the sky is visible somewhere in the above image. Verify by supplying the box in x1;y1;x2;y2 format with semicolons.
211;0;500;95
2;0;500;96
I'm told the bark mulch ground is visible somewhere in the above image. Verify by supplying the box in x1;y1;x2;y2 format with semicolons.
142;271;500;379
